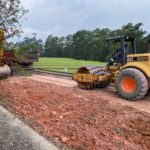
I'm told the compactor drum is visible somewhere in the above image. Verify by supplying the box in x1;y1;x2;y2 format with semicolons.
73;36;150;101
75;65;110;89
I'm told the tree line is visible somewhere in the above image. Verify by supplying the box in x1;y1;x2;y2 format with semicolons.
44;23;150;62
6;23;150;62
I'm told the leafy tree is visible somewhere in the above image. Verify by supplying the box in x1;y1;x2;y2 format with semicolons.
0;0;27;39
144;34;150;52
15;36;44;54
91;28;111;61
71;30;92;60
45;35;66;57
122;23;146;38
4;42;15;51
63;35;73;57
112;23;147;53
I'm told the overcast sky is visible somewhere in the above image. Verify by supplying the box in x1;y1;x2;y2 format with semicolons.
13;0;150;42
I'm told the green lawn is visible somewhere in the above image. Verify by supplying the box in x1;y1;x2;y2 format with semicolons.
35;57;106;73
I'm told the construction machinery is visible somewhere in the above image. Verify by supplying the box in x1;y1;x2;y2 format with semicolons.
0;29;39;78
72;36;150;100
0;29;11;79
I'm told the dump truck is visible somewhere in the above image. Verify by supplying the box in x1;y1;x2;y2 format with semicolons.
0;29;39;78
0;29;11;78
72;36;150;100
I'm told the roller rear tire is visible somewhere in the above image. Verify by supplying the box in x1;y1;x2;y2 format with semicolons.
115;68;148;101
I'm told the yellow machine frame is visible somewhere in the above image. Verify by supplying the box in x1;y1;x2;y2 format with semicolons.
72;53;150;88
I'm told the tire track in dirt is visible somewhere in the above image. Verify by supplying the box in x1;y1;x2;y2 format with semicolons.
29;75;150;114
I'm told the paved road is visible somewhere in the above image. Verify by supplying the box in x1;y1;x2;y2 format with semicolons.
0;106;59;150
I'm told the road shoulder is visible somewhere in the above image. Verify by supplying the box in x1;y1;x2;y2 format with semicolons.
0;105;59;150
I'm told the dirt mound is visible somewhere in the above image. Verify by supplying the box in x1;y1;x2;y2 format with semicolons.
0;77;150;150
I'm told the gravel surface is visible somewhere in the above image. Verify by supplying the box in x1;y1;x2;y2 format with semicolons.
0;106;59;150
29;75;150;113
0;77;150;150
28;75;76;88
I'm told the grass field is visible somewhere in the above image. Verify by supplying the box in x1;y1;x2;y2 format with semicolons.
35;57;106;73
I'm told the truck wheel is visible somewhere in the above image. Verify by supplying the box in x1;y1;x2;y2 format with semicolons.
115;68;148;100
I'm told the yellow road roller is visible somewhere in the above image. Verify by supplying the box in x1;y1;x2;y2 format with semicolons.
72;36;150;100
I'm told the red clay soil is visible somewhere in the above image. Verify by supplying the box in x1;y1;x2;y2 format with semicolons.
0;77;150;150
